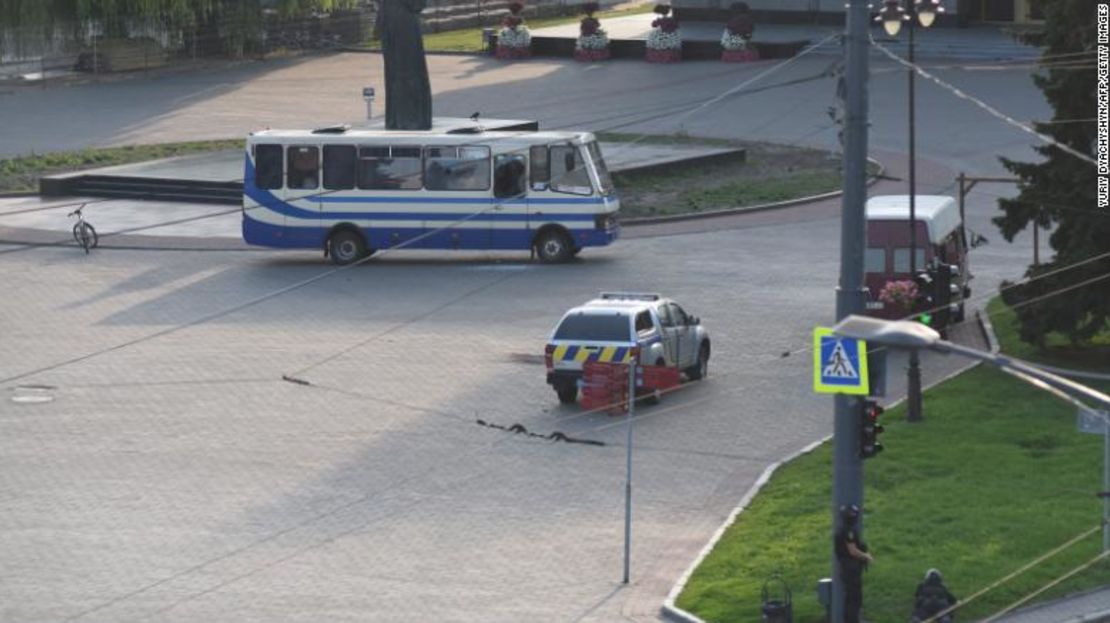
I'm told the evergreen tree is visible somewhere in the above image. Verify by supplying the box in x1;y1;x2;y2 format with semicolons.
993;0;1109;347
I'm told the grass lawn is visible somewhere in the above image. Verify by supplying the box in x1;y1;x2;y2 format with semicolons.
677;300;1110;622
986;296;1110;374
0;140;242;194
609;138;873;219
364;4;654;53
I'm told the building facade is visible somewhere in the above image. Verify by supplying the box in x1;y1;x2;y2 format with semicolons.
672;0;1045;26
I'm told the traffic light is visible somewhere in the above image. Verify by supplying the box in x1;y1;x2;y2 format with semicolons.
860;400;885;459
933;262;953;327
913;270;934;325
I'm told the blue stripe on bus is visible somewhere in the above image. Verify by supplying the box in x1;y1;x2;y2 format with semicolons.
241;213;620;251
317;195;605;205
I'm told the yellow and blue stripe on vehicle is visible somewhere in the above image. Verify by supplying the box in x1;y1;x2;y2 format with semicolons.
551;345;635;363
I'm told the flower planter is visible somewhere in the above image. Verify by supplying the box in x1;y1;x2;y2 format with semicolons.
495;45;531;60
574;47;610;62
645;48;681;63
721;48;759;62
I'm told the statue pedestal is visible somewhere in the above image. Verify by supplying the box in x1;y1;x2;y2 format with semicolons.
495;45;532;60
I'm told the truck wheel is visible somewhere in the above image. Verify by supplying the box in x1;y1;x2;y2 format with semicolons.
686;344;709;381
535;230;574;263
556;384;578;404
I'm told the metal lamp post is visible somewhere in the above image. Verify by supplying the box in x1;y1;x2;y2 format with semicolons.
876;0;944;423
832;315;1110;552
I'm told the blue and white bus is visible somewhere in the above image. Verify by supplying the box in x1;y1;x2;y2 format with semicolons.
242;120;620;264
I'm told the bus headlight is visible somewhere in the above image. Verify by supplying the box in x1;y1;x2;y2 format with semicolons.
594;214;618;230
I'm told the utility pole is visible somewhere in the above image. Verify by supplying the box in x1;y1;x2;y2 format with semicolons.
832;0;870;621
906;6;924;423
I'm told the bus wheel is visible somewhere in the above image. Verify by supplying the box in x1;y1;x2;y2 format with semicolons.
535;229;574;263
329;229;367;266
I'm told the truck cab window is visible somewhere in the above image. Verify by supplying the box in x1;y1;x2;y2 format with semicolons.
635;310;655;334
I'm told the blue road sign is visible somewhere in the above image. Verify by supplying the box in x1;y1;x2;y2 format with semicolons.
813;327;870;395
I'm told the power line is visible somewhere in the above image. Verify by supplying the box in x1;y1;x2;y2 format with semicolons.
869;35;1098;168
923;524;1103;623
979;548;1110;623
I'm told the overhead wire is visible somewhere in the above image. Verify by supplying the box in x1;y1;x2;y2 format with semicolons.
869;34;1097;167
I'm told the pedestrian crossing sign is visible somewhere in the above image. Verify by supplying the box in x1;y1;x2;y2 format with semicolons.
813;327;870;395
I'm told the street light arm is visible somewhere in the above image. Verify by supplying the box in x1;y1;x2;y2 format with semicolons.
938;340;1110;411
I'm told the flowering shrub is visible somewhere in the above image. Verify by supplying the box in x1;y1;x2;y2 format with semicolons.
646;4;681;50
499;1;531;48
720;31;749;50
576;2;609;50
878;279;919;311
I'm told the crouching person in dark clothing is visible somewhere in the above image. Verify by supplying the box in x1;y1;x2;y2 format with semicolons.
835;504;873;623
911;568;957;622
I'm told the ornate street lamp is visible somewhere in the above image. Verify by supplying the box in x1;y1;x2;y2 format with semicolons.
874;0;944;423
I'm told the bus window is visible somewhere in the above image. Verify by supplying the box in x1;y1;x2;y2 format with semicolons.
287;146;319;190
893;247;927;274
254;144;283;190
358;146;422;190
425;145;491;191
322;145;356;190
865;247;886;273
530;145;549;189
549;145;592;195
494;154;526;199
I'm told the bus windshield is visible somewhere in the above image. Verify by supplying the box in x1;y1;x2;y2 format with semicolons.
586;141;613;195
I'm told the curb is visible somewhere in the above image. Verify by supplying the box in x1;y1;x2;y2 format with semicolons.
625;157;885;227
979;307;1110;381
978;308;1001;355
660;330;984;623
660;436;830;623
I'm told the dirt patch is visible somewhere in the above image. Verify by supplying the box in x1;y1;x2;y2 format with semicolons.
611;139;855;219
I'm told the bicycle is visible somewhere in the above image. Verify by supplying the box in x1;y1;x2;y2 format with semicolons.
68;204;98;254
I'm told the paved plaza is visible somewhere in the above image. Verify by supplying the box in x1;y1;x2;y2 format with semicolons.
0;37;1079;622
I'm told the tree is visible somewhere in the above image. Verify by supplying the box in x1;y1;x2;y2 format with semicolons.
993;0;1109;348
0;0;360;58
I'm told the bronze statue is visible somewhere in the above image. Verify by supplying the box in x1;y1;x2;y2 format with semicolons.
376;0;433;130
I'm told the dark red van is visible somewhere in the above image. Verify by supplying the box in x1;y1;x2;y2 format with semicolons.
864;195;971;327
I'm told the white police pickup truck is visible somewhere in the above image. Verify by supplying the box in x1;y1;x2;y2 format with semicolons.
544;292;711;404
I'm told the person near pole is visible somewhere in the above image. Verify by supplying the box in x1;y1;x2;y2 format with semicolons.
835;504;873;623
911;568;957;622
